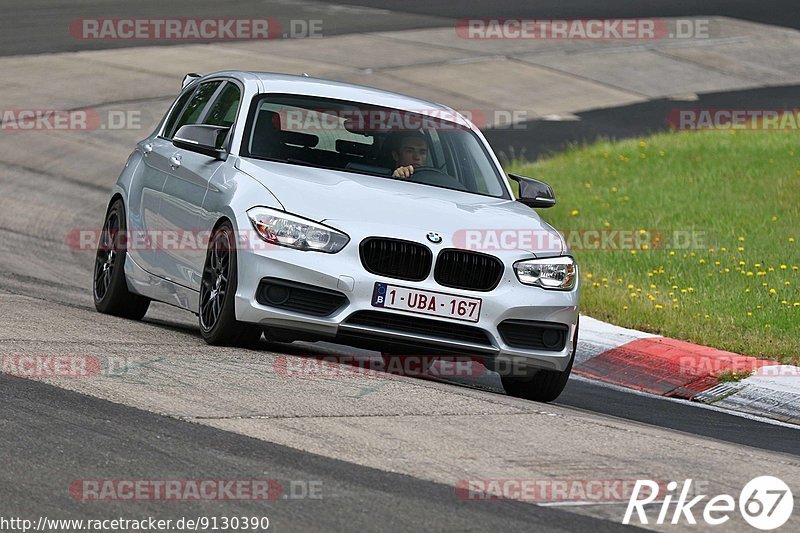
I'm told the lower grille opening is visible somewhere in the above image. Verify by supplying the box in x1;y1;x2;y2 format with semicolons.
497;320;568;351
344;310;492;346
256;278;348;317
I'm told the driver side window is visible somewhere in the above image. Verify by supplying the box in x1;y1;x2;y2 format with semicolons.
202;82;242;148
165;80;223;139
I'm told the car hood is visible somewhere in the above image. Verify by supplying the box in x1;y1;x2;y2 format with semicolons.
236;158;565;255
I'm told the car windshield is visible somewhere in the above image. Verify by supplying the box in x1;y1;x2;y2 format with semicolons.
241;94;511;199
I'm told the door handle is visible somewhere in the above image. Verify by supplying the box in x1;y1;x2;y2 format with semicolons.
142;143;153;156
169;154;182;169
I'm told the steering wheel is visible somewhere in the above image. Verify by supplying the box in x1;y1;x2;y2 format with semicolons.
408;166;468;191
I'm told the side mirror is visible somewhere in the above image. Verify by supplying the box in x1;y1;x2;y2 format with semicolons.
172;125;229;161
508;173;556;208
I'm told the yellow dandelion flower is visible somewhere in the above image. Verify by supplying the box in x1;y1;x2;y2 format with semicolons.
738;247;745;252
769;288;777;294
639;141;647;147
627;284;634;289
623;305;628;310
780;264;787;269
738;236;745;242
747;312;753;317
655;304;663;309
790;237;796;243
570;209;579;216
669;250;675;256
721;247;727;252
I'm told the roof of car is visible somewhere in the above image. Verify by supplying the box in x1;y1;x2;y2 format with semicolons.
199;70;462;120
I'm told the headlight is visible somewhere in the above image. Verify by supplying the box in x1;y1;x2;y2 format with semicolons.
514;256;577;290
247;207;349;253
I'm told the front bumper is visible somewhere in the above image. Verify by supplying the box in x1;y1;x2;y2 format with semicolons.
234;217;579;373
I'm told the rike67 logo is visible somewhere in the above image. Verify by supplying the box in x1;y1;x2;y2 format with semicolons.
624;476;793;529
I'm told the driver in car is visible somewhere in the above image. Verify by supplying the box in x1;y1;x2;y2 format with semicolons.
390;131;429;178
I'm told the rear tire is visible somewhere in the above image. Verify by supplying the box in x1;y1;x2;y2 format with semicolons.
199;222;262;347
93;199;150;320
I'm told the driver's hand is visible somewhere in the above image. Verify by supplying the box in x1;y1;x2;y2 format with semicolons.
392;165;414;178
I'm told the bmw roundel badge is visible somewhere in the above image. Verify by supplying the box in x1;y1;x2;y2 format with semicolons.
426;232;443;244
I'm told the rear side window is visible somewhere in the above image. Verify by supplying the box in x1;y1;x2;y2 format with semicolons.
204;82;241;128
166;80;222;138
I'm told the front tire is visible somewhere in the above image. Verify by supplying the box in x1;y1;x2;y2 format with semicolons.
500;357;573;403
93;199;150;319
500;319;578;403
199;222;262;346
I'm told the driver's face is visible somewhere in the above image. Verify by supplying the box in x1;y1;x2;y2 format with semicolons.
393;137;428;167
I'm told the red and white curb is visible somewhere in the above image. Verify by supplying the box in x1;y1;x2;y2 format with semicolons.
575;315;800;425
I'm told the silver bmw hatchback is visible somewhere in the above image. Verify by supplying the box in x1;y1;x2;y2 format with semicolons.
93;71;579;402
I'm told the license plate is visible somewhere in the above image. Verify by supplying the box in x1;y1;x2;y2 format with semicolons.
371;282;482;323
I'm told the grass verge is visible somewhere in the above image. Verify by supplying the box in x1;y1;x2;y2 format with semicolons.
509;129;799;362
